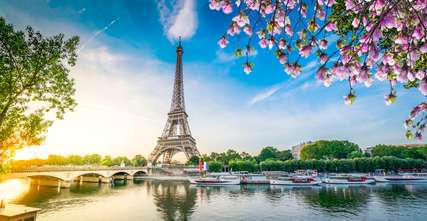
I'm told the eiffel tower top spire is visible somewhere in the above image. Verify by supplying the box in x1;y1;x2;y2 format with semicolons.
170;37;185;113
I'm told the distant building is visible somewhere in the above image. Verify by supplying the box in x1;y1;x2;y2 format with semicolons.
364;144;426;154
291;141;312;159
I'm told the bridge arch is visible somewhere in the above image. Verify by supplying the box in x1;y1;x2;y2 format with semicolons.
132;170;147;176
28;174;65;181
71;172;107;182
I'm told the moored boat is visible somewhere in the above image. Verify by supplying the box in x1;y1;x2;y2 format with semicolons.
270;176;321;186
192;175;240;185
240;174;269;184
323;176;375;184
381;174;427;183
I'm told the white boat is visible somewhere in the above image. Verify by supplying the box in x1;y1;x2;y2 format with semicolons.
323;176;375;185
192;175;240;185
240;174;269;184
270;176;321;186
379;174;427;183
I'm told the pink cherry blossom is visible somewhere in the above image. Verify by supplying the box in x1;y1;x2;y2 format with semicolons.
362;16;368;26
319;39;328;50
413;25;425;40
209;0;221;10
284;63;301;78
397;71;408;83
285;24;293;36
416;71;426;80
352;17;360;28
222;2;233;14
268;38;275;50
243;25;253;36
279;54;287;64
325;22;337;32
373;0;385;11
218;36;228;48
299;45;312;58
259;38;268;48
278;39;286;50
345;0;357;11
419;43;427;53
264;3;274;14
331;65;347;80
317;8;326;20
395;35;408;45
232;13;250;27
381;15;396;29
319;54;328;64
243;62;252;74
419;81;427;96
382;54;395;66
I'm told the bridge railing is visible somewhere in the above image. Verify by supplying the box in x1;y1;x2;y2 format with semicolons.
11;166;147;173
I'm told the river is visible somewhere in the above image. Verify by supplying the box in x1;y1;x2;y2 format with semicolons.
1;178;427;220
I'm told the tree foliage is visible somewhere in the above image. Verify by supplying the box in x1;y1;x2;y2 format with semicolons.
0;17;79;173
300;140;360;160
207;161;223;172
257;146;293;162
186;155;200;166
132;154;148;167
371;144;427;159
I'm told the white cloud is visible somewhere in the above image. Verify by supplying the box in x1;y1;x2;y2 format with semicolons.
78;17;120;52
77;8;86;14
157;0;198;41
248;83;284;106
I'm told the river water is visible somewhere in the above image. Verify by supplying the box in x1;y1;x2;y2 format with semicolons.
2;178;427;221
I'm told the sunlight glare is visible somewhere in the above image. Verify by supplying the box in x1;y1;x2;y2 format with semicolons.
0;179;30;202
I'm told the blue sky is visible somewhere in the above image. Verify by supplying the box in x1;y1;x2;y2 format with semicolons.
1;0;424;159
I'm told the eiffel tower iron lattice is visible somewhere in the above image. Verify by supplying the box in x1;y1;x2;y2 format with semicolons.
148;40;200;165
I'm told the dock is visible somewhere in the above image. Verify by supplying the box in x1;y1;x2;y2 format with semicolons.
0;204;41;221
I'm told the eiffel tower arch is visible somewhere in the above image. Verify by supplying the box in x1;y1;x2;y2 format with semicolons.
148;40;200;165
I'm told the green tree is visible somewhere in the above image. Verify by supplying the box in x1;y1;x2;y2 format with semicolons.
257;146;293;162
112;156;131;166
208;161;222;172
371;145;426;160
101;155;113;167
240;151;254;161
132;154;147;167
83;154;101;165
67;155;83;165
47;154;67;165
300;140;360;160
276;150;293;161
186;155;199;166
0;17;79;173
348;151;364;159
258;146;277;162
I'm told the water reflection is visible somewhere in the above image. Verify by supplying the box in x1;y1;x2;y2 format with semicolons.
1;179;427;220
149;181;197;221
301;186;370;215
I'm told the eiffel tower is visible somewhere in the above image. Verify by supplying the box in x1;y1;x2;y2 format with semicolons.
148;40;200;165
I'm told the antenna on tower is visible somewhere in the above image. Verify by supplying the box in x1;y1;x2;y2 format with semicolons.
178;36;182;47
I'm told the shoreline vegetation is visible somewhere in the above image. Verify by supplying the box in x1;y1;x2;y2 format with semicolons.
9;141;427;174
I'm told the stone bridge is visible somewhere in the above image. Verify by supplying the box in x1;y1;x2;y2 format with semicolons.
0;167;148;188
